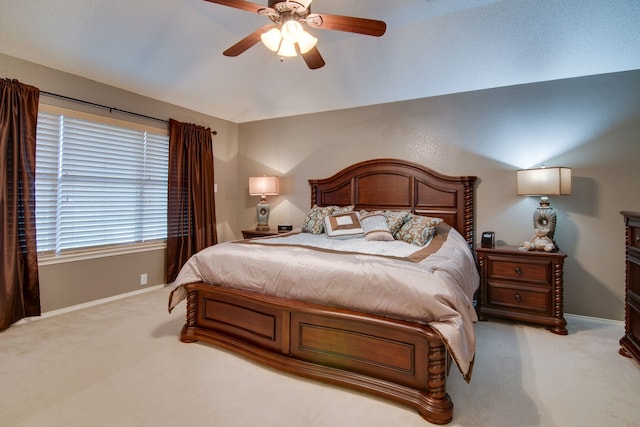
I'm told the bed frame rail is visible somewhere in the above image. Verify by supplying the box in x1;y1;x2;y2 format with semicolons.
181;283;454;424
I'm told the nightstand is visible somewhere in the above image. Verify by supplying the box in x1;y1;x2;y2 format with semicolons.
241;229;281;239
476;245;567;335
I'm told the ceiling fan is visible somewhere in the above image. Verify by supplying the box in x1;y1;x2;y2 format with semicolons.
203;0;387;69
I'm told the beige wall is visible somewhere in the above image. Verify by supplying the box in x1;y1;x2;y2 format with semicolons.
238;70;640;321
1;53;239;312
4;51;640;321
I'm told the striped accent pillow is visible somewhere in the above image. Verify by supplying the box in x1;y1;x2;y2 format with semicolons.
360;214;394;241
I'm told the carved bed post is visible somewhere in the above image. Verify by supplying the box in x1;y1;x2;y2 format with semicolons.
310;184;317;208
422;336;453;424
462;176;477;249
180;290;198;343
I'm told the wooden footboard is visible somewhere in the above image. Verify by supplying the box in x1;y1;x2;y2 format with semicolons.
180;282;454;425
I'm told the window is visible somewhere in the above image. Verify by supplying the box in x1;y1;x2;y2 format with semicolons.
35;105;169;256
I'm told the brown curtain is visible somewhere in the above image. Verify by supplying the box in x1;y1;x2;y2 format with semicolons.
166;119;217;282
0;79;41;330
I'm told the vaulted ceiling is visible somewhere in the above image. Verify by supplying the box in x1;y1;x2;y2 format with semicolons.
1;0;639;123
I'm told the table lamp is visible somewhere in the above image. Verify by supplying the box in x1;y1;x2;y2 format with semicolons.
517;166;571;251
249;176;279;231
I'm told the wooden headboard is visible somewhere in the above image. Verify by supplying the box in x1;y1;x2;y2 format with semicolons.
309;158;478;247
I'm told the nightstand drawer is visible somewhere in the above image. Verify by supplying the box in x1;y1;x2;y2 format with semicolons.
487;282;551;313
629;256;640;295
630;225;640;252
488;256;551;285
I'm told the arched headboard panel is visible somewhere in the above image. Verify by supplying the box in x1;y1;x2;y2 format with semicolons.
309;158;478;248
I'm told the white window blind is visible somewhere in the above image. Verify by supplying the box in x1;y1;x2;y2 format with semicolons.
35;109;169;255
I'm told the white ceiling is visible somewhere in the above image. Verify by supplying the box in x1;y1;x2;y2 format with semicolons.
1;0;639;123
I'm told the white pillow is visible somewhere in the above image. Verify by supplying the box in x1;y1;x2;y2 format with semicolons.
360;213;394;241
324;212;364;239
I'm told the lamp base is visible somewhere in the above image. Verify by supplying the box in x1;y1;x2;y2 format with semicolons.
256;198;270;231
523;199;558;252
523;239;557;252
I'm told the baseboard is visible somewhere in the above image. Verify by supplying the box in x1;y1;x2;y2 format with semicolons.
565;312;624;326
13;284;165;326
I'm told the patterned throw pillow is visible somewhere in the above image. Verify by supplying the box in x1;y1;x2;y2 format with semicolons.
395;215;443;246
384;210;411;236
360;213;394;241
301;205;354;234
332;205;355;214
324;212;364;238
301;205;335;234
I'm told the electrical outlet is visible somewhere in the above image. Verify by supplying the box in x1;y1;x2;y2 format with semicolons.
140;273;148;286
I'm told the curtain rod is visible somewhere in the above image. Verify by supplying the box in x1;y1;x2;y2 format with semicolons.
40;91;218;135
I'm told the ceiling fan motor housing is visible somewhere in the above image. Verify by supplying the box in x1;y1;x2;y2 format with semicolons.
268;1;311;15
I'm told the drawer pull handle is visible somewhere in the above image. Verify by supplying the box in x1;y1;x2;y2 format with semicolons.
514;266;523;275
635;235;640;244
514;293;522;302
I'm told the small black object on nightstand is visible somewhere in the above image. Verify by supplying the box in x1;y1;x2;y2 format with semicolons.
481;231;495;248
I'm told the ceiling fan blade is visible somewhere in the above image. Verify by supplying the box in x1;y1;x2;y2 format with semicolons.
308;13;386;37
300;46;325;70
223;25;274;57
202;0;266;13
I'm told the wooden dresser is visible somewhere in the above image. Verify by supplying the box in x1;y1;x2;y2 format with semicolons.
477;245;567;335
620;211;640;363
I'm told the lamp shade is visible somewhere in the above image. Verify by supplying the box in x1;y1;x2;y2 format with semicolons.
249;176;279;196
260;28;282;52
277;39;297;57
517;167;571;196
297;30;318;54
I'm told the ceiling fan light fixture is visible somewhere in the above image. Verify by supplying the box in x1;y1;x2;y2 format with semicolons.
209;0;387;70
261;27;282;52
281;19;303;43
277;39;297;57
297;30;317;54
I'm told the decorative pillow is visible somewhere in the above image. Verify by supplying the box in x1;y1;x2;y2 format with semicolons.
395;216;443;246
384;210;411;236
301;205;335;234
324;212;364;239
360;214;394;241
332;205;355;214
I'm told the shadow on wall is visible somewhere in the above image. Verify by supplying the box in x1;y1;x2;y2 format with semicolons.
560;213;623;320
553;113;640;320
213;154;240;243
556;175;622;318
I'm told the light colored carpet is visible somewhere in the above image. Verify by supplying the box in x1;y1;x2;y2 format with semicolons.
1;287;639;427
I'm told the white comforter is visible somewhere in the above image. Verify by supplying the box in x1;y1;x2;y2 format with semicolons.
169;226;479;380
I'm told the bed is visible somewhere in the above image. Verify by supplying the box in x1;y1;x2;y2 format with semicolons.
168;158;478;424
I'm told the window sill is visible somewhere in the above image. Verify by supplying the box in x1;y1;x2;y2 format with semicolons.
38;242;166;266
